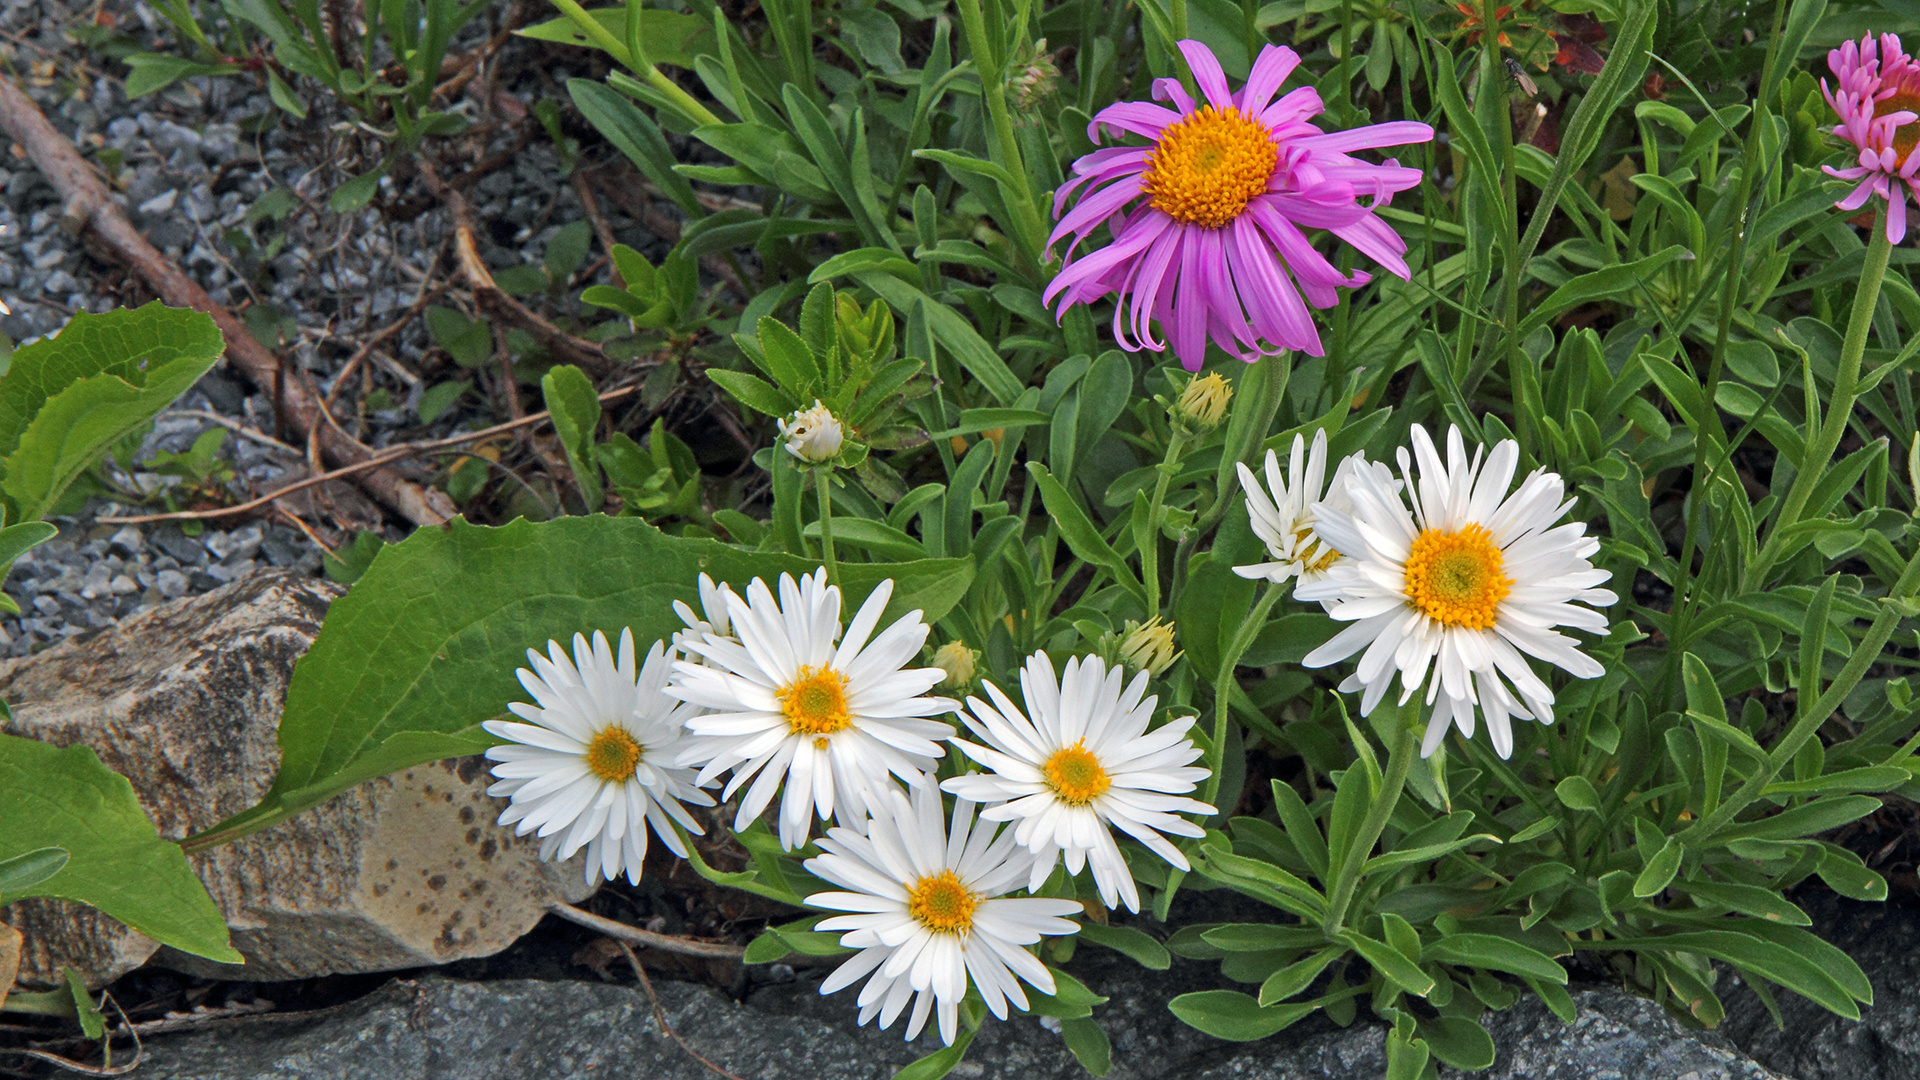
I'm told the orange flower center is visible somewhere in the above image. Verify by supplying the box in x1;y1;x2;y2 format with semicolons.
780;665;853;736
1884;87;1920;166
1141;106;1276;229
584;726;643;782
1043;741;1112;805
906;869;979;934
1403;524;1512;630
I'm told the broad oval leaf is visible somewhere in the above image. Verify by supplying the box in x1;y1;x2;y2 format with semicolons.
0;734;238;962
213;517;974;838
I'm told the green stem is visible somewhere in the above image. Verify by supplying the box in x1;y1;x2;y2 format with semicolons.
549;0;722;126
1666;0;1789;668
1172;0;1189;41
1200;583;1285;810
1144;428;1191;615
1323;721;1418;938
1685;537;1920;847
952;0;1048;274
817;469;839;587
1483;0;1527;453
1745;206;1894;591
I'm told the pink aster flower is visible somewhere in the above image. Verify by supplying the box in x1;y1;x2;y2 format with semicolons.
1043;39;1434;371
1822;33;1920;243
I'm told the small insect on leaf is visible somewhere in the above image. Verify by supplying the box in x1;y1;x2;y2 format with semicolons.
1505;57;1539;97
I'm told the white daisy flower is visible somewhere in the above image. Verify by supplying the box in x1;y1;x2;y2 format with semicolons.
804;783;1082;1046
942;652;1214;913
1234;429;1395;591
666;569;959;850
671;573;739;660
1293;424;1618;759
483;630;714;886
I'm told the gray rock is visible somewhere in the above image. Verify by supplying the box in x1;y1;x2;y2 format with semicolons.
1722;894;1920;1080
155;568;188;599
0;572;591;987
150;526;209;567
128;964;1795;1080
1462;988;1789;1080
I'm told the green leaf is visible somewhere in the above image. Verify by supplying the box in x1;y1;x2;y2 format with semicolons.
1630;930;1862;1017
893;1026;978;1080
0;303;221;523
0;521;57;575
1633;836;1683;898
850;272;1023;404
1167;990;1317;1041
65;968;104;1040
1341;931;1435;996
1717;796;1882;842
1059;1015;1112;1076
123;54;239;99
541;364;604;511
1419;1016;1496;1071
424;306;493;369
1258;946;1344;1006
1679;880;1811;925
327;166;384;212
707;369;796;419
205;518;975;842
1077;923;1171;970
0;733;238;963
416;380;470;424
568;80;703;219
1518;247;1690;336
1554;775;1602;811
1026;463;1146;606
0;845;69;899
1424;933;1568;984
518;7;715;68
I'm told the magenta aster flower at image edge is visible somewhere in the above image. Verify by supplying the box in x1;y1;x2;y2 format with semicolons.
1043;39;1434;371
1823;33;1920;242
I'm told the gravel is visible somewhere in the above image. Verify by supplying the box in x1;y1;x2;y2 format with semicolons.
0;0;665;655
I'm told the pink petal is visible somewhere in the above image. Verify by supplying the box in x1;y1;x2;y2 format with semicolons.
1329;212;1412;279
1171;228;1208;368
1292;121;1435;154
1091;102;1181;142
1152;77;1196;114
1177;39;1235;110
1228;216;1317;353
1238;45;1301;116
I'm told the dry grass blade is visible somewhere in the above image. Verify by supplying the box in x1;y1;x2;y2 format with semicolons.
547;902;746;960
614;941;750;1080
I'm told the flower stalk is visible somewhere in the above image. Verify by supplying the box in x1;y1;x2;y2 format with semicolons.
1323;720;1418;938
1746;203;1895;590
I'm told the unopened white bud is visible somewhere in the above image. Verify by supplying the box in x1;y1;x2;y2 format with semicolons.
780;400;844;464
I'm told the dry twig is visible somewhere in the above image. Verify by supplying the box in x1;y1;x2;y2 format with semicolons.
416;158;613;372
547;902;747;961
614;941;750;1080
97;385;640;524
0;74;456;528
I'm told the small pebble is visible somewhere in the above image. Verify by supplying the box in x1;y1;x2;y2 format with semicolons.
154;569;188;600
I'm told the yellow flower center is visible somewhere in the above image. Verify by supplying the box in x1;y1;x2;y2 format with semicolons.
1141;105;1277;229
1293;524;1341;575
1043;741;1112;805
906;869;979;935
1885;87;1920;166
1404;525;1512;630
583;726;643;782
780;665;853;736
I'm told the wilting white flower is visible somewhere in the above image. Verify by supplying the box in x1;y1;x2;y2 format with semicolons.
483;630;714;886
1294;424;1618;759
667;569;959;849
780;400;844;463
805;783;1081;1046
943;652;1213;913
671;573;739;661
1235;429;1394;591
1115;617;1180;677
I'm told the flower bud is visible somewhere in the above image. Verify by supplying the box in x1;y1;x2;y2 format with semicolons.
780;400;844;464
932;641;978;687
1008;39;1061;112
1117;618;1180;677
1174;373;1233;431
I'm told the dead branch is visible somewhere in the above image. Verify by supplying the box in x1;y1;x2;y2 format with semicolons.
416;158;614;373
615;941;750;1080
548;903;746;961
0;73;457;528
97;384;640;525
